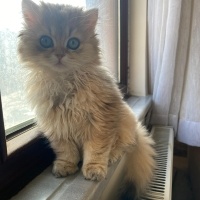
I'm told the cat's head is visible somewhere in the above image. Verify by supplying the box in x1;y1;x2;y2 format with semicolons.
18;0;100;73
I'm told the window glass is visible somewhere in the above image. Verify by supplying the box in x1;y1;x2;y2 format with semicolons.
0;0;34;135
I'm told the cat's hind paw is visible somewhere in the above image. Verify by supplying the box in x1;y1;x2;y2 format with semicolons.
52;160;79;177
82;163;107;181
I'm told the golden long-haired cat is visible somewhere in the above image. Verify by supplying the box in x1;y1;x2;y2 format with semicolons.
18;0;156;198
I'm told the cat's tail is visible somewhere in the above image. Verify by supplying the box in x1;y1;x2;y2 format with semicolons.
120;123;156;199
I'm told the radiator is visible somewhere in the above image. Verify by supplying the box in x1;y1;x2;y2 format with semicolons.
140;126;174;200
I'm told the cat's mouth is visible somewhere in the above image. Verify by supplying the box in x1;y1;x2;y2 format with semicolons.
55;61;64;67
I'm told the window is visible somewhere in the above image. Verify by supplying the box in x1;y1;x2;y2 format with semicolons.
0;0;128;199
0;0;35;136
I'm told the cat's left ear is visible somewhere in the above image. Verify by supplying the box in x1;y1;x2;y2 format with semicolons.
84;8;98;31
22;0;40;27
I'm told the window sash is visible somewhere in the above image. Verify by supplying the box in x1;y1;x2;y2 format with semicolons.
119;0;128;88
0;93;7;163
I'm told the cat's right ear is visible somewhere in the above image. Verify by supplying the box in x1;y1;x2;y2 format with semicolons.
84;8;98;32
22;0;40;27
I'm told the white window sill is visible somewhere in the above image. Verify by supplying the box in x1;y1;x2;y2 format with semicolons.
11;95;152;200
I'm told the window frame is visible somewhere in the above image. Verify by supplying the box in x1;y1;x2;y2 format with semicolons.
0;94;7;163
0;0;128;198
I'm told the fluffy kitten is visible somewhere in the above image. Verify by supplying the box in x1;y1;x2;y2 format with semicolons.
18;0;156;198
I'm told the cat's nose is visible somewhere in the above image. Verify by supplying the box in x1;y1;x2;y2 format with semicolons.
56;54;64;60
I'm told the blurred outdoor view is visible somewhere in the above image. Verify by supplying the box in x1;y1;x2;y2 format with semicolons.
0;0;33;135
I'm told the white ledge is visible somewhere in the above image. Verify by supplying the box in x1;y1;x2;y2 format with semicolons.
12;95;152;200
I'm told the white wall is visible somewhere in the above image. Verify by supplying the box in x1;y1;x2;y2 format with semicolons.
128;0;148;96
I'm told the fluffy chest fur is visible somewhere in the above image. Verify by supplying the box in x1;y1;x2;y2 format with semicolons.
27;68;122;142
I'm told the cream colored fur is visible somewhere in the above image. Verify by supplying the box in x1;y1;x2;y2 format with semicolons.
18;0;156;196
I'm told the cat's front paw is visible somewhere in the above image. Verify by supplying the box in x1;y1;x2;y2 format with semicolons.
82;163;107;181
52;160;79;177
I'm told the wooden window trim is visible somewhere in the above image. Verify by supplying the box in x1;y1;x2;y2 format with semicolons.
0;1;128;199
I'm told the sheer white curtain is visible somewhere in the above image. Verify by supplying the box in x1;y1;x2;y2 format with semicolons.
148;0;200;146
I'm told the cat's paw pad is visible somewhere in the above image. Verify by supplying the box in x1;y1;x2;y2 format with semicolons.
52;160;78;177
82;164;107;181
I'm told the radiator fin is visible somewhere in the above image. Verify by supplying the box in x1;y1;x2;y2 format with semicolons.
140;126;174;200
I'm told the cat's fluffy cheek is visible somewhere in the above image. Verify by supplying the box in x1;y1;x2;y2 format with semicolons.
61;57;81;69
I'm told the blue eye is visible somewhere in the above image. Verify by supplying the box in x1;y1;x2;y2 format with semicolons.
67;38;80;50
40;35;53;48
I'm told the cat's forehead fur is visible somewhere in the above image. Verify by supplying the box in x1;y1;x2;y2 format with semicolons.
23;2;93;39
38;3;84;37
